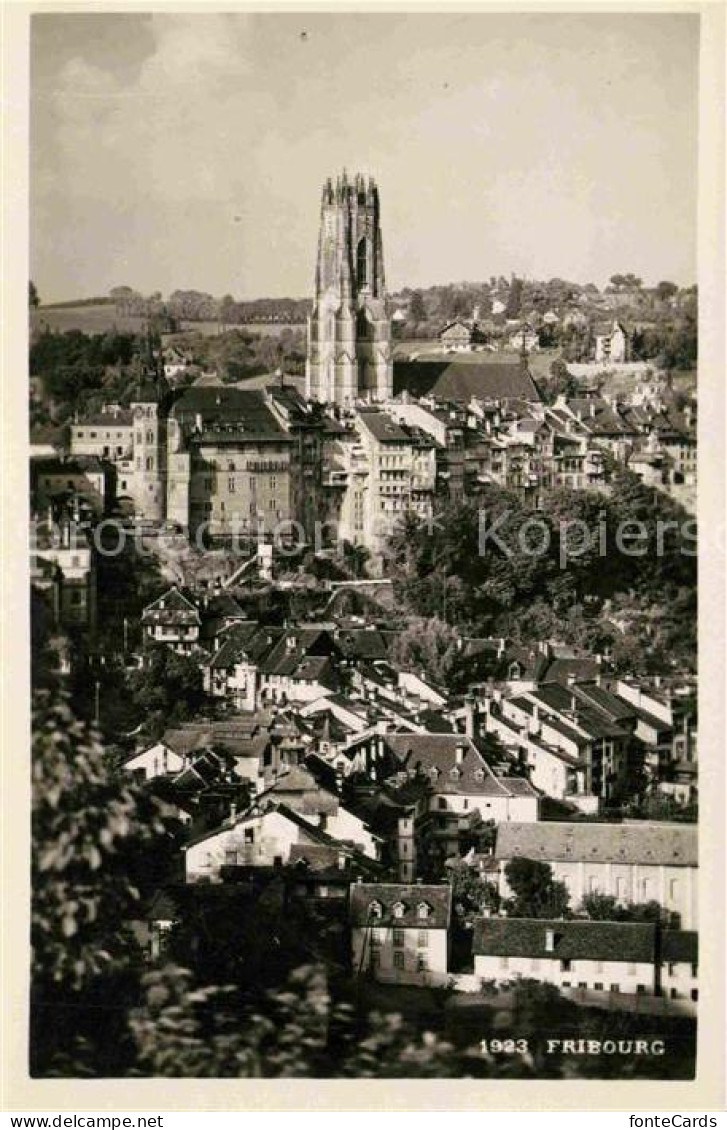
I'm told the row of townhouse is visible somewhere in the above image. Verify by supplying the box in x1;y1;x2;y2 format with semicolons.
481;674;697;809
348;882;698;1008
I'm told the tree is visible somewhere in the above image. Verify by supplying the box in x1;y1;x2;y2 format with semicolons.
408;290;427;323
450;863;500;926
29;279;40;308
31;689;172;1075
389;616;460;686
656;281;678;302
126;645;206;733
505;277;523;319
504;857;571;919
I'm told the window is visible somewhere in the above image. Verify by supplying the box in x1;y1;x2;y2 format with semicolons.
561;959;571;972
691;964;698;977
438;797;447;809
370;931;381;949
594;982;604;991
417;931;428;948
370;951;380;970
393;951;405;970
244;828;255;844
562;981;571;988
636;984;646;994
228;479;235;492
610;984;620;993
670;988;679;999
225;850;237;865
417;903;430;920
417;955;429;972
691;989;698;1001
368;901;383;920
578;982;587;989
393;929;404;947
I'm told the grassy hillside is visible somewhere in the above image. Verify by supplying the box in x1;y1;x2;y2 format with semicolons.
31;304;146;336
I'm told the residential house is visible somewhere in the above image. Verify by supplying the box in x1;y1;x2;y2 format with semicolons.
141;585;201;655
184;802;375;882
350;882;452;985
30;517;97;633
594;321;630;364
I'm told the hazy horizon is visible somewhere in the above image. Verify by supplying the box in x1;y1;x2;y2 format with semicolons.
31;12;698;305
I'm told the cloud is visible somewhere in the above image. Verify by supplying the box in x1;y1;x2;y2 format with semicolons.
43;15;259;204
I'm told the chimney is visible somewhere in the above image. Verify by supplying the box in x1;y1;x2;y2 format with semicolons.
464;697;476;739
545;928;556;952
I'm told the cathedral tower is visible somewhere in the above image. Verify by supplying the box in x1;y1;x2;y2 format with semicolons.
305;171;393;406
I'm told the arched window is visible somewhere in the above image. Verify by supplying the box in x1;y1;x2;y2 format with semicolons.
356;237;368;288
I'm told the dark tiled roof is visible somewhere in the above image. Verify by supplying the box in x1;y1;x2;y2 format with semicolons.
495;821;697;866
73;412;133;427
473;917;656;963
336;628;390;660
171;387;289;439
349;882;452;929
393;359;541;403
287;843;382;876
209;621;262;669
661;931;698;964
383;734;536;798
357;410;411;443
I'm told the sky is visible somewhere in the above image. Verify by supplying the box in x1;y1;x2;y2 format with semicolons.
31;12;699;303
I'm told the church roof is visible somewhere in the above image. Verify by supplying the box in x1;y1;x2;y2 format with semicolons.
393;358;541;403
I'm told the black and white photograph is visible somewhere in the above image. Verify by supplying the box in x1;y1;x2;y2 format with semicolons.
9;2;723;1101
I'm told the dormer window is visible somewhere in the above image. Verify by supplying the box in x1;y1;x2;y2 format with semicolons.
368;900;383;920
474;768;485;781
392;901;406;919
417;902;431;920
450;766;461;779
429;767;439;780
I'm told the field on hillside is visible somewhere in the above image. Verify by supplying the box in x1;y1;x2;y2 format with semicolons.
31;305;306;339
31;304;146;336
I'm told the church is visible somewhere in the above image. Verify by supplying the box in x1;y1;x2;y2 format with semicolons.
305;171;393;406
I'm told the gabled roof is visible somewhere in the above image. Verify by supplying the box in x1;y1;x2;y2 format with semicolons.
394;359;541;403
495;821;697;866
349;882;452;928
208;621;263;669
473;917;656;964
383;734;537;798
142;585;200;625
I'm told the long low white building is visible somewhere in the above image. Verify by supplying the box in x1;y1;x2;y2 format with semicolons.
494;821;697;929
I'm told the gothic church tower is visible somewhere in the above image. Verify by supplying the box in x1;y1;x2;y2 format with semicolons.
305;172;392;406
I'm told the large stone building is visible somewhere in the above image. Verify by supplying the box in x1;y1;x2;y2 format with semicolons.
305;172;393;406
70;375;323;540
